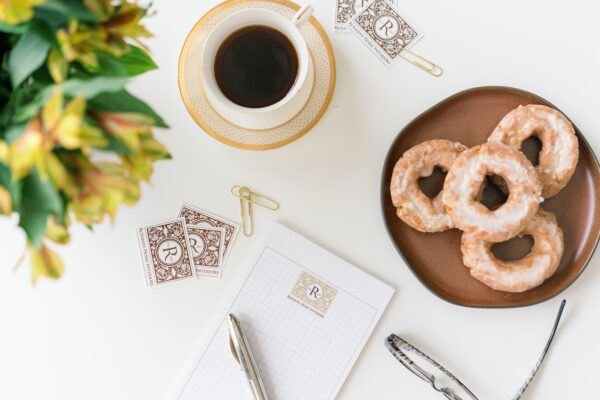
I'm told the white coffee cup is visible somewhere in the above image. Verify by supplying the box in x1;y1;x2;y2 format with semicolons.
201;5;314;131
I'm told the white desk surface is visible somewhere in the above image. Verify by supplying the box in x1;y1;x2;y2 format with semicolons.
1;1;599;399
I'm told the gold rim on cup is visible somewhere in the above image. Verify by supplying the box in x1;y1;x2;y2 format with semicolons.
178;0;337;151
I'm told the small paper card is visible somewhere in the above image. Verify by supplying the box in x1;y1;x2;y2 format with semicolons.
137;218;197;287
348;0;422;67
335;0;397;32
186;225;226;278
178;203;239;260
288;271;338;318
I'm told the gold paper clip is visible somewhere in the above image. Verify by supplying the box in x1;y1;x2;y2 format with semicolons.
231;185;280;211
400;49;443;77
231;186;279;237
238;187;253;237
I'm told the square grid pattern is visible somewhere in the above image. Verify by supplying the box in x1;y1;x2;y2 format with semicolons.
178;247;378;400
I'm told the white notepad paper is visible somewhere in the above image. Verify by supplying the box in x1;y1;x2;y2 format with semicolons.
177;223;394;400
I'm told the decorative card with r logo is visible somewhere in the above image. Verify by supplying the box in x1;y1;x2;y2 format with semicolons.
347;0;422;67
137;218;197;287
289;271;338;317
186;225;226;278
334;0;397;32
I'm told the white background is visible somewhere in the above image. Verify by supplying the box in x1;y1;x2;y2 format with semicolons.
1;0;599;399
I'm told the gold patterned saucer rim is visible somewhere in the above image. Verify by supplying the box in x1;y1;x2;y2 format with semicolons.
178;0;337;151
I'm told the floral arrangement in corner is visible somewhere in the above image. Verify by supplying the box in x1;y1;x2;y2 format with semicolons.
0;0;170;282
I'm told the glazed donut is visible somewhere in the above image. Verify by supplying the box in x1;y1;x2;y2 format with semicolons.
461;209;564;293
488;104;579;198
442;142;542;242
390;139;467;232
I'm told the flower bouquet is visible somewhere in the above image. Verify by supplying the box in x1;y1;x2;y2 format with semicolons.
0;0;170;281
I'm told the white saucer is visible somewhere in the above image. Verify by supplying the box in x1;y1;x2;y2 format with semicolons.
178;0;336;150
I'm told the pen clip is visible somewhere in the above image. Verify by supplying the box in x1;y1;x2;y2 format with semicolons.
228;315;243;370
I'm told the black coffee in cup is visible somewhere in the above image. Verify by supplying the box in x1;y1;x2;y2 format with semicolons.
214;25;299;108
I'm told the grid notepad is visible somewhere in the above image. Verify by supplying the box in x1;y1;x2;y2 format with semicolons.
177;223;394;400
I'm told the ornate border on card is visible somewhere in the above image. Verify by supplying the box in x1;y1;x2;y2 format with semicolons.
336;0;356;24
146;222;194;284
288;271;337;317
354;0;418;59
179;204;238;256
188;226;224;269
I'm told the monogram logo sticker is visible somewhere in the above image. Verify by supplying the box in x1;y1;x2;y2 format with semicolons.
347;0;421;66
137;218;197;287
335;0;398;32
179;204;239;258
186;225;225;277
156;238;184;266
289;271;337;317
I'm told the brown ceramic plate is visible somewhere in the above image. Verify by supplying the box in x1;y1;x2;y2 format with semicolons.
381;86;600;308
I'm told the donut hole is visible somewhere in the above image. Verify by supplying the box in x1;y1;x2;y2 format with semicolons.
521;135;543;166
418;167;447;199
478;175;509;210
492;235;534;261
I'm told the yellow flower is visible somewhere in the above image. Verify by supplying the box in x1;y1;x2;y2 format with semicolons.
0;0;44;25
9;90;108;181
42;89;107;151
0;140;9;163
47;48;68;83
0;186;11;215
46;215;70;244
56;20;118;70
29;242;64;283
50;97;86;149
94;111;154;152
71;161;140;225
122;132;170;181
9;117;45;181
84;0;113;21
46;152;77;196
102;1;152;49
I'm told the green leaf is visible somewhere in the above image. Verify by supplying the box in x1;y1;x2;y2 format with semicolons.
0;163;22;211
113;46;158;76
4;123;26;143
0;79;45;126
18;169;63;248
12;90;47;123
95;53;128;77
94;47;157;78
61;76;128;98
90;90;168;128
8;22;52;88
34;0;98;26
0;22;28;34
104;134;134;155
13;76;128;123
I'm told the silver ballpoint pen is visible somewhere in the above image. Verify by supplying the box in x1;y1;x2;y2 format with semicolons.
228;314;269;400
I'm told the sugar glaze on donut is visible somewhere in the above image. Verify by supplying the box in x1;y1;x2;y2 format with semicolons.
488;104;579;198
461;209;564;293
442;142;542;242
390;139;467;232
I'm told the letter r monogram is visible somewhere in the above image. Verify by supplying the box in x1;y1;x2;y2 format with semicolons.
308;285;321;299
378;18;395;38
